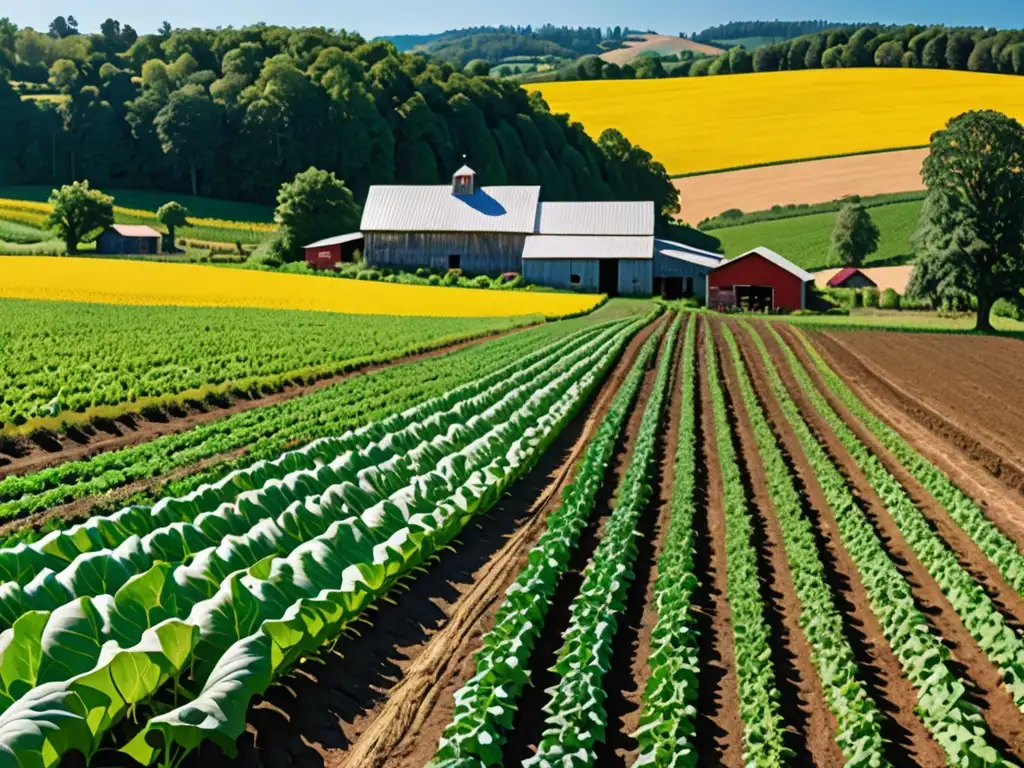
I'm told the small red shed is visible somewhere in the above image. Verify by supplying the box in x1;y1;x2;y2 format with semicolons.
304;232;364;270
827;267;877;289
707;247;814;311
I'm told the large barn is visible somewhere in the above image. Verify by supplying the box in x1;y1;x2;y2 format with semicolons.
356;166;721;297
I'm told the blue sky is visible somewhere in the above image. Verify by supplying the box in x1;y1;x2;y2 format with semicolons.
10;0;1021;40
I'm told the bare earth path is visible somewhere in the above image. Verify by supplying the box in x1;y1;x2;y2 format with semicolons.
674;148;927;225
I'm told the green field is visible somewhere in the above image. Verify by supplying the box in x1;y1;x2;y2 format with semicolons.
0;299;531;432
712;200;923;271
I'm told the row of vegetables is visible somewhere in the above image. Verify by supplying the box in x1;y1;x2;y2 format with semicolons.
746;324;1009;765
720;324;888;764
0;315;612;535
704;325;791;766
774;325;1024;717
0;314;648;767
524;314;679;766
431;316;669;766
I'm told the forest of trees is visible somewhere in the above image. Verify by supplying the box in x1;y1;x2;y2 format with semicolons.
700;24;1024;77
0;18;679;223
691;20;860;43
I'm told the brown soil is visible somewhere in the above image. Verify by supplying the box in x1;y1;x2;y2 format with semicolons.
711;320;841;766
674;148;926;225
736;321;947;765
692;319;747;768
596;314;685;766
500;318;668;767
151;316;664;768
771;324;1024;762
816;330;1024;504
0;325;532;480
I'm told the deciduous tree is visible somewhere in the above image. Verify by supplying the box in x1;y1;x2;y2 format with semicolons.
46;180;113;254
829;200;880;267
274;167;361;260
908;110;1024;331
157;200;189;249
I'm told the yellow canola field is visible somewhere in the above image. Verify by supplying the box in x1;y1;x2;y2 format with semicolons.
0;198;276;233
0;257;601;319
534;69;1024;175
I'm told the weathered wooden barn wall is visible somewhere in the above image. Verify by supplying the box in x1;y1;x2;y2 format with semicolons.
618;259;653;296
653;252;713;299
364;232;525;274
522;259;600;292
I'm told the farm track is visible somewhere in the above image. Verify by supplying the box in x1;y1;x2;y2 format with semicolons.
711;320;844;766
501;318;667;766
0;324;534;480
735;322;946;765
595;314;684;766
814;330;1024;505
771;325;1024;762
692;320;746;768
164;315;665;768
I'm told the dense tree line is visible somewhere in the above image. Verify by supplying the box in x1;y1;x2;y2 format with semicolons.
559;22;1024;84
714;24;1024;76
0;19;679;224
690;20;861;43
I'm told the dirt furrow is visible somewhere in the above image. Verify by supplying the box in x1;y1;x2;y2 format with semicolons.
159;317;663;768
500;318;668;767
711;320;841;767
736;322;946;766
769;325;1024;763
692;320;748;768
596;314;685;766
811;331;1024;515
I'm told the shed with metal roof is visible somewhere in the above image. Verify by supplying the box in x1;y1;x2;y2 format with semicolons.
304;232;364;270
707;247;814;311
95;224;163;256
653;239;723;300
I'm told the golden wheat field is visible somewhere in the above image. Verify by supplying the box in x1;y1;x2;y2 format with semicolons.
534;69;1024;175
0;257;601;318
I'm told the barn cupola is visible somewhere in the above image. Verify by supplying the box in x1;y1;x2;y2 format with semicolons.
452;164;476;196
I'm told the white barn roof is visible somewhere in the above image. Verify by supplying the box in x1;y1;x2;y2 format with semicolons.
729;246;815;282
522;235;654;261
536;201;654;236
655;238;723;269
304;232;364;249
111;224;162;238
360;185;540;234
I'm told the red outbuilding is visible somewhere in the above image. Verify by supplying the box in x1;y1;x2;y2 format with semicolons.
304;232;364;270
706;247;814;312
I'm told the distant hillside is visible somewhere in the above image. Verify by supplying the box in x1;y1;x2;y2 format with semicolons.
382;25;643;67
600;34;723;66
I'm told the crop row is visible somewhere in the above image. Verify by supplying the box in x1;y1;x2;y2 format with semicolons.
770;327;1024;717
430;317;668;766
0;310;643;766
0;312;627;534
0;321;627;596
705;323;790;766
746;324;1007;765
721;323;887;764
523;314;678;767
0;300;530;431
632;311;700;767
790;329;1024;603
